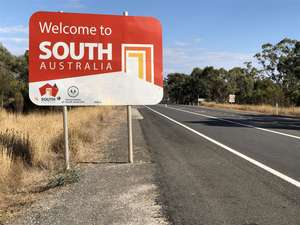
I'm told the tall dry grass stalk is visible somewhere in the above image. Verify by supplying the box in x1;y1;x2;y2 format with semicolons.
202;102;300;117
0;107;113;192
0;146;24;193
0;147;12;186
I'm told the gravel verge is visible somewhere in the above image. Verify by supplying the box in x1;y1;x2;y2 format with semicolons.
6;107;168;225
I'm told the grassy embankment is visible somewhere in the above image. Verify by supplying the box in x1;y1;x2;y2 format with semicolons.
201;102;300;117
0;106;118;220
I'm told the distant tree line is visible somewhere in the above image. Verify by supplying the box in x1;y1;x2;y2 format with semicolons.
165;38;300;106
0;38;299;112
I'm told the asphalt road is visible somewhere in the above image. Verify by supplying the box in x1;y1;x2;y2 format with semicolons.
139;104;300;225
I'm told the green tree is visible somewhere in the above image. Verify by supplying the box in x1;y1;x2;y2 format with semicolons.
252;79;284;105
167;73;187;104
0;43;29;111
255;38;297;84
227;67;254;104
0;67;12;108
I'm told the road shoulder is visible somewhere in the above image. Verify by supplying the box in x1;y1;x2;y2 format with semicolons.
6;107;168;225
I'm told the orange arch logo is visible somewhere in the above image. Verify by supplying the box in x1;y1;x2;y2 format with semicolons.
122;44;154;83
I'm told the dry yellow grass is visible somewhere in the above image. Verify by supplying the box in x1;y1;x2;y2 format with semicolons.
0;147;13;188
0;106;125;222
0;107;113;192
202;102;300;117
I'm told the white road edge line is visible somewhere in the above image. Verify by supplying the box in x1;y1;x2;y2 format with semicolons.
145;106;300;188
167;106;300;140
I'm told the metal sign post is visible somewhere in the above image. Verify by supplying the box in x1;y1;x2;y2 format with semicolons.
123;11;133;163
63;106;70;170
58;11;70;171
127;105;133;163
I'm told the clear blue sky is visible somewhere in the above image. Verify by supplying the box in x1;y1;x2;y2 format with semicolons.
0;0;299;74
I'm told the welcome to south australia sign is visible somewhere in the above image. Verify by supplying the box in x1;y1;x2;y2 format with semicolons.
29;11;163;105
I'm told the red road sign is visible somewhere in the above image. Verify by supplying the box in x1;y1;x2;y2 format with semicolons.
29;11;163;105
